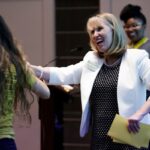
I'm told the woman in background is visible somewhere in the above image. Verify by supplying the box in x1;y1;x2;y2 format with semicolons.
120;4;150;54
0;15;50;150
120;4;150;99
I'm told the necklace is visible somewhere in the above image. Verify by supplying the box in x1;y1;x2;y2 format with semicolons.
128;37;148;49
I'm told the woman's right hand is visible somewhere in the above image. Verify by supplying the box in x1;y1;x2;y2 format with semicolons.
127;113;143;133
128;98;150;133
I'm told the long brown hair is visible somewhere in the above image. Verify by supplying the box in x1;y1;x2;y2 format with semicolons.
0;15;34;123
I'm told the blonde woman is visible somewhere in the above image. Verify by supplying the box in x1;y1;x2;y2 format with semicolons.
30;13;150;149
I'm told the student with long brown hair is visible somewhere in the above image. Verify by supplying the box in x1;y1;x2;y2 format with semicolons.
0;15;50;150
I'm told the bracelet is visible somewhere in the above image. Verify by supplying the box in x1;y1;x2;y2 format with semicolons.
38;66;44;79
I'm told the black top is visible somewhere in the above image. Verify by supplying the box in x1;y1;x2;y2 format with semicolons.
90;58;148;150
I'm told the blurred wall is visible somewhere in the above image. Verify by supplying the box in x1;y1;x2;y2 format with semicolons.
0;0;55;150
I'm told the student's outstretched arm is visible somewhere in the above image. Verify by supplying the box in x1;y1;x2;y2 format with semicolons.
31;76;50;99
26;63;50;99
29;64;50;83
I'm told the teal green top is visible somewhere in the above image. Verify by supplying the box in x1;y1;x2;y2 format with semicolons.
0;65;36;139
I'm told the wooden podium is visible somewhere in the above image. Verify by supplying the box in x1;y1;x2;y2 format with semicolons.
39;85;72;150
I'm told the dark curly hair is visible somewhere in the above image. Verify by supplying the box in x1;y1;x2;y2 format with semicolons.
120;4;146;25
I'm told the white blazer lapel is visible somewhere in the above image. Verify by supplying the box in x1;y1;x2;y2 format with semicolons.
80;57;104;111
80;55;103;136
117;53;137;117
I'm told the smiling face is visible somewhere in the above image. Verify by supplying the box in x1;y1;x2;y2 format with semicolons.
87;17;113;54
124;18;145;43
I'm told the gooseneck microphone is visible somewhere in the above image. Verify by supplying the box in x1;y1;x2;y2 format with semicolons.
43;46;84;67
43;57;58;67
69;46;84;53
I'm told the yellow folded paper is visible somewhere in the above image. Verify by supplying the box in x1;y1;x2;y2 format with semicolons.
107;114;150;148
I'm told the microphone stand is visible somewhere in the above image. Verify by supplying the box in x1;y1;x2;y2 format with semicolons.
43;57;58;67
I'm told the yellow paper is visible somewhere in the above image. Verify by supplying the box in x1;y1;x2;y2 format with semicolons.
107;114;150;148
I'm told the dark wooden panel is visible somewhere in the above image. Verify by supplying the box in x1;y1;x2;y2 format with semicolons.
54;0;99;150
56;9;99;31
56;0;99;7
56;33;90;57
56;58;82;67
64;145;90;150
64;97;81;112
63;120;91;144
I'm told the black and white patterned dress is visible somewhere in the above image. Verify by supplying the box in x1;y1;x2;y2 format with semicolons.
90;58;149;150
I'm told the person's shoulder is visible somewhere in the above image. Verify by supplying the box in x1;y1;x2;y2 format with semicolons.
125;49;149;59
84;50;95;56
83;50;99;59
141;40;150;54
126;48;148;56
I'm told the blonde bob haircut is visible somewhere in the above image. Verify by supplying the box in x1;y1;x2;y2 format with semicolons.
87;13;127;57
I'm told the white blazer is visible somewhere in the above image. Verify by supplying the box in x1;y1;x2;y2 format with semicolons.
49;49;150;137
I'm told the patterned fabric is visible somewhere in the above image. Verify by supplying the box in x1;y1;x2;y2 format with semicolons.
0;65;36;139
90;59;149;150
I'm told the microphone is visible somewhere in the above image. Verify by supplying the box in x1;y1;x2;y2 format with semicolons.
43;57;58;67
44;46;84;67
70;46;83;53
